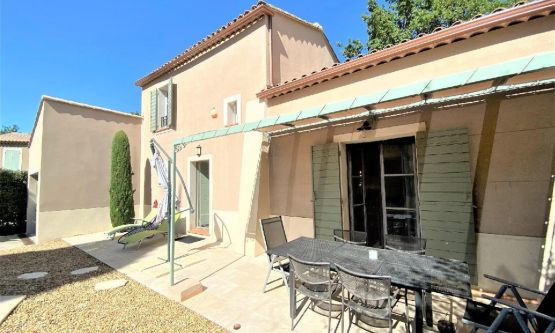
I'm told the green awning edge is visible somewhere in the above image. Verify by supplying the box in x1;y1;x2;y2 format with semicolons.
173;51;555;146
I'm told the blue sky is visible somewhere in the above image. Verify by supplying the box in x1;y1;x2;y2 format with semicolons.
0;1;369;132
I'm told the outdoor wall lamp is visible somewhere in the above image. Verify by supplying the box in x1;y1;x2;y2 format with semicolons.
356;116;376;131
196;145;202;157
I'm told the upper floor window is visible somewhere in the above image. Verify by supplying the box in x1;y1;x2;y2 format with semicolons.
2;147;22;171
223;94;241;126
158;85;169;128
150;78;174;132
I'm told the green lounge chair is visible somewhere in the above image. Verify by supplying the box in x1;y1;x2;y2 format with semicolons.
106;209;158;240
117;212;182;248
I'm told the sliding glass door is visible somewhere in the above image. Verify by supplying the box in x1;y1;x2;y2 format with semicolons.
347;137;419;246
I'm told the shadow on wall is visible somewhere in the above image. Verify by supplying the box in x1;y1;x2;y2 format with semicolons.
271;17;334;85
213;213;232;248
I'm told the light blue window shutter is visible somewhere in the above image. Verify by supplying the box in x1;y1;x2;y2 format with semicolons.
150;89;158;132
416;128;477;280
312;143;342;240
167;78;173;128
3;149;21;171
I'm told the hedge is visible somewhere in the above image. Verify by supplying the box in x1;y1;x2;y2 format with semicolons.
0;169;27;235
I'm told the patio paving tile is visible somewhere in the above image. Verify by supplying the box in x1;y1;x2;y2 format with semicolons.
0;295;26;324
64;232;472;332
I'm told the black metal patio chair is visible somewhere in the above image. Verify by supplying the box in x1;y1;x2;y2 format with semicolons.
260;216;290;293
289;254;338;333
463;277;554;332
336;264;401;333
384;234;427;331
333;229;367;246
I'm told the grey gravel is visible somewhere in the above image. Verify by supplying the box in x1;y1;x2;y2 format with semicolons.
0;240;228;333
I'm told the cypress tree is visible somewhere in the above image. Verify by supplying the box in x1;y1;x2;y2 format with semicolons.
109;130;134;227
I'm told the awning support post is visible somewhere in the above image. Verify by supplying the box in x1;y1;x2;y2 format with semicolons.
169;143;178;286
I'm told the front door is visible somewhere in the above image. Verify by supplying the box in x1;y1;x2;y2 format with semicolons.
347;137;419;247
192;160;210;231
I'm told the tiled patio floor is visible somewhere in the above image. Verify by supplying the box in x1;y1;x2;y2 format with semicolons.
64;233;472;333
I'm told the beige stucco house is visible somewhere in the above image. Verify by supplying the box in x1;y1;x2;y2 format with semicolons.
135;2;337;254
135;0;555;293
22;0;552;294
26;96;142;242
0;132;30;172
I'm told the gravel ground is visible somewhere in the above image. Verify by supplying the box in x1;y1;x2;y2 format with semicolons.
0;240;228;333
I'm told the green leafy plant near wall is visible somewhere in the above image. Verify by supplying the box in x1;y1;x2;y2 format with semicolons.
0;170;28;235
109;130;135;227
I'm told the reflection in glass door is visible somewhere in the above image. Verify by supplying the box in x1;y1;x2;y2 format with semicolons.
193;160;210;229
347;137;419;247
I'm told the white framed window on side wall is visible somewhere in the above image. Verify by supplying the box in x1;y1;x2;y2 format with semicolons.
223;94;241;126
2;147;22;171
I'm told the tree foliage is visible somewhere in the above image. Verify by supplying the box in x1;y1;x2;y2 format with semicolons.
340;0;519;59
1;124;19;134
0;170;27;235
109;130;135;227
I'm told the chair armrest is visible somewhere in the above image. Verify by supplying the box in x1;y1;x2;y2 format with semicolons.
481;294;554;322
484;274;547;296
390;288;400;301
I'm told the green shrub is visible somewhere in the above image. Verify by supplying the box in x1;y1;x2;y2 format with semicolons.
0;169;28;235
109;130;135;227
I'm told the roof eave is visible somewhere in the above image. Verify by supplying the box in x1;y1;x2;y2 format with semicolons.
134;2;334;88
135;5;275;88
257;0;555;100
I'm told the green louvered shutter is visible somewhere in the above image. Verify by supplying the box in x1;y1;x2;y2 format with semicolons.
312;143;342;240
416;128;477;279
3;149;21;171
150;89;158;132
167;78;173;128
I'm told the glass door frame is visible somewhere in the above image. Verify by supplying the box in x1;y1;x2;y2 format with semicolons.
346;137;421;245
188;155;212;235
379;139;421;239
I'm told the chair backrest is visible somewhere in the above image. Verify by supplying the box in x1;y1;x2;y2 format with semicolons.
537;283;555;332
385;234;426;254
289;254;331;287
333;229;367;245
260;216;287;251
336;264;391;303
144;209;158;223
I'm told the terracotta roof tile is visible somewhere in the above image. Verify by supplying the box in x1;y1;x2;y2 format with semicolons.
0;132;31;144
257;0;555;99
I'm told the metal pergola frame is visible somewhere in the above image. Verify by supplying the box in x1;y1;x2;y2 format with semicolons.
163;51;555;286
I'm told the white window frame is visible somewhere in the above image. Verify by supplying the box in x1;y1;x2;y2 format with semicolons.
157;85;169;128
2;147;22;171
223;94;241;126
187;154;213;236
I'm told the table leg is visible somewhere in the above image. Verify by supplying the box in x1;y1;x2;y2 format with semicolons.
425;292;433;326
414;289;423;333
289;268;296;322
